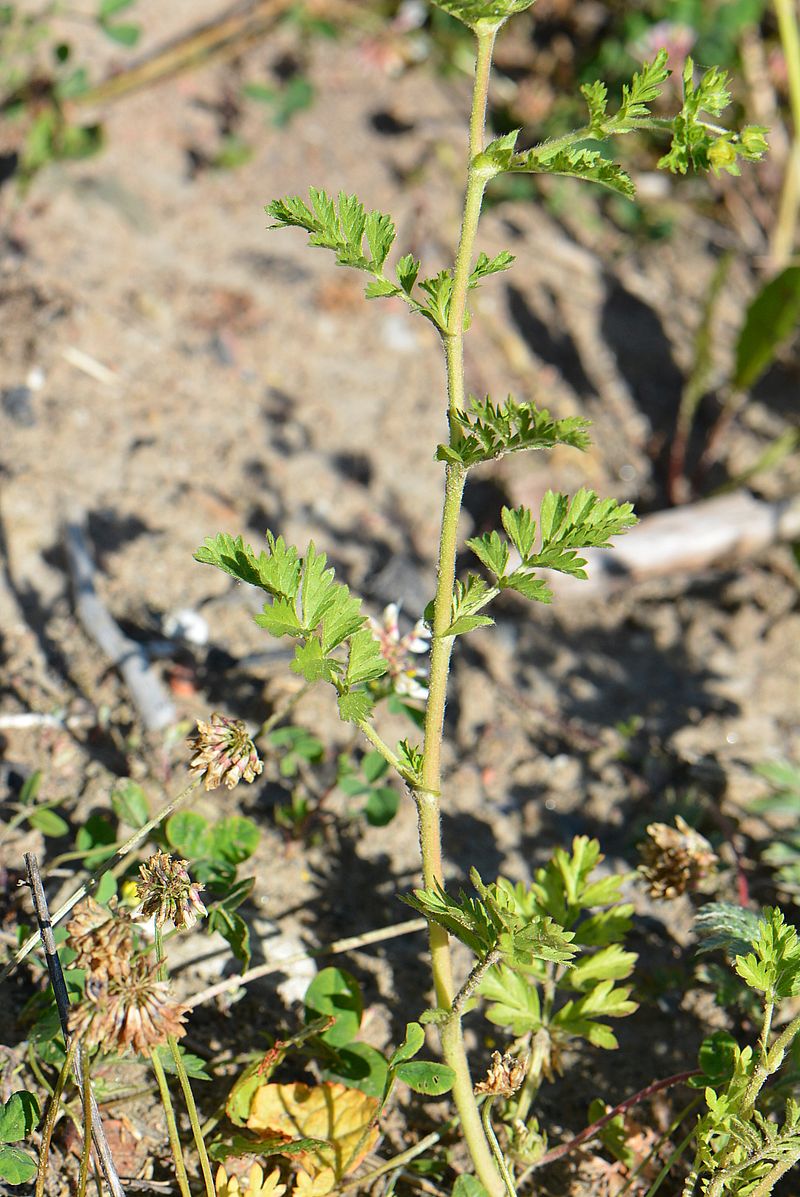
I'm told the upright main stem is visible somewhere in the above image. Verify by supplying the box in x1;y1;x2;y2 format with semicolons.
417;22;505;1197
772;0;800;266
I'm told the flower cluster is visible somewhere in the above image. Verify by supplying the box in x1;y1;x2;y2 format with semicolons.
638;816;718;900
136;849;207;930
66;893;188;1055
368;602;431;701
188;712;264;790
475;1049;527;1097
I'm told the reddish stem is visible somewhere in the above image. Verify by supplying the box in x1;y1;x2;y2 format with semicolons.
532;1069;700;1169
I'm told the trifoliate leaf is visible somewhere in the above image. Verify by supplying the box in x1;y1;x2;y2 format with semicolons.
388;1022;425;1068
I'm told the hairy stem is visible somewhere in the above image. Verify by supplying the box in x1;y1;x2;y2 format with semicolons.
416;21;505;1197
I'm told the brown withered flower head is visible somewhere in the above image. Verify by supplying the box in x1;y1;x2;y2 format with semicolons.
475;1050;528;1098
136;849;207;930
638;815;718;900
69;957;188;1055
66;897;134;981
188;712;263;790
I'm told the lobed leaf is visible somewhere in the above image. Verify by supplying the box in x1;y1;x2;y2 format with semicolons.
438;395;591;469
468;250;515;288
508;146;635;199
480;963;542;1034
267;188;396;278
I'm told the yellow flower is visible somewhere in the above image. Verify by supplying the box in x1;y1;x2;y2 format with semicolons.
215;1164;287;1197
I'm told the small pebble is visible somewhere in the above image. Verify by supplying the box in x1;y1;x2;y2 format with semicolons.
2;385;35;427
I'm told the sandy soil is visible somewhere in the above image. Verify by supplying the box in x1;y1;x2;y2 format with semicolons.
1;5;799;1195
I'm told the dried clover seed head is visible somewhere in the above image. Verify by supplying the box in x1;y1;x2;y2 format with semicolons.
66;897;134;981
188;712;264;790
136;849;207;930
68;958;188;1055
638;815;718;900
474;1050;528;1097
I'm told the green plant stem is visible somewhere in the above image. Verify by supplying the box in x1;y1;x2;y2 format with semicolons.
340;1129;445;1191
77;1048;92;1197
772;0;800;265
749;1148;800;1197
35;1036;80;1197
356;718;407;779
150;1048;192;1197
169;1034;216;1197
481;1097;518;1197
413;21;505;1197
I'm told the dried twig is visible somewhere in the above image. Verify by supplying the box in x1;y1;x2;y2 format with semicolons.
63;516;175;732
530;1068;699;1170
185;916;427;1009
24;854;127;1197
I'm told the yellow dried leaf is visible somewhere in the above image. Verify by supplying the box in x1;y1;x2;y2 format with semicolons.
294;1167;336;1197
247;1082;379;1179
